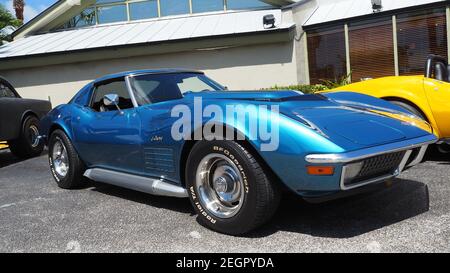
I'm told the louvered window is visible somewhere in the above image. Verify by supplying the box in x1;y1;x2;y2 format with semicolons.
307;26;347;84
397;9;448;76
349;17;395;82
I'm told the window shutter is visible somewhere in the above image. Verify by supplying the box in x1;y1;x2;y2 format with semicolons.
397;9;448;76
349;18;395;82
307;27;347;84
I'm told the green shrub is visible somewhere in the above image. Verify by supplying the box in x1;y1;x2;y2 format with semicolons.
262;84;329;94
263;73;352;94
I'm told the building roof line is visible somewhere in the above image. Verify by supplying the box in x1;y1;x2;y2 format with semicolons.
12;0;66;38
13;0;296;39
303;0;448;29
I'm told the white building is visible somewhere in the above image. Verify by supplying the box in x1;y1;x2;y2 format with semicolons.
0;0;448;106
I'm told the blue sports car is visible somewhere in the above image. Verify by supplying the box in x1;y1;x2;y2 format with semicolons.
41;70;437;235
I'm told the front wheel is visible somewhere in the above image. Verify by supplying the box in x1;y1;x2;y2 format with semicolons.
48;129;86;189
8;115;44;158
186;140;280;235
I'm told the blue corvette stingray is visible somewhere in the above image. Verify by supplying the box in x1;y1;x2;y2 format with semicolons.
41;70;436;235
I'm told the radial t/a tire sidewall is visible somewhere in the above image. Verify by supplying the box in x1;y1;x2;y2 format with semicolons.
186;141;261;235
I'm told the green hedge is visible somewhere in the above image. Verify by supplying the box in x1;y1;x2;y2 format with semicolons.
262;84;329;94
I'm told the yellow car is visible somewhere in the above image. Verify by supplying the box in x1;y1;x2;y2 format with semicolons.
329;55;450;152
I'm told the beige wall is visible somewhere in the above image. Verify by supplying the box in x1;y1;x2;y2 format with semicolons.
288;0;318;85
1;42;298;107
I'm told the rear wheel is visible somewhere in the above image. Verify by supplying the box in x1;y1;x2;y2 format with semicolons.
8;115;44;158
186;140;280;235
48;129;86;189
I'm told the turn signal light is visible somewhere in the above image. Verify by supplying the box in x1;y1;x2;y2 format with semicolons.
307;166;335;176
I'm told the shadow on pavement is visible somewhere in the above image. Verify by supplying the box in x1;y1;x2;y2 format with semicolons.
89;181;195;215
252;179;429;238
0;149;47;168
0;149;22;168
87;175;429;239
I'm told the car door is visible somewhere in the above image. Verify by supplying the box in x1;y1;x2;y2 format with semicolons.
423;77;450;137
72;77;143;174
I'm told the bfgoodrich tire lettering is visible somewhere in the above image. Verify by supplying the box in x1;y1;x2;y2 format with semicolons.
48;129;86;189
186;140;280;235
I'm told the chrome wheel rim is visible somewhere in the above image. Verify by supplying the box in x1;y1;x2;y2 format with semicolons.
29;125;40;148
195;153;245;219
52;139;69;177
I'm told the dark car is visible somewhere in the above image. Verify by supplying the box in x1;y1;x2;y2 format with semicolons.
0;76;51;158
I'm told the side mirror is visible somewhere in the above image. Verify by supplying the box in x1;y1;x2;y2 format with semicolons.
103;94;123;114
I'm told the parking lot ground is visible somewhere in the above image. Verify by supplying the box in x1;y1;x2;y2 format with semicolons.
0;148;449;253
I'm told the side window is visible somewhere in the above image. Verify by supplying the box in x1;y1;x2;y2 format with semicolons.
132;74;183;105
177;76;216;93
0;82;17;98
91;78;134;112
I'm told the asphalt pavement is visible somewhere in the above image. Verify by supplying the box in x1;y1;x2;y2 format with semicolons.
0;148;449;253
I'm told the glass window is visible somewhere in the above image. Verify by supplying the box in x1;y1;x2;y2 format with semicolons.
227;0;270;10
96;0;123;4
0;83;16;98
307;26;347;84
129;0;159;21
91;79;133;112
397;9;448;76
192;0;224;13
97;4;128;24
131;73;223;105
160;0;190;16
55;8;96;30
349;17;395;82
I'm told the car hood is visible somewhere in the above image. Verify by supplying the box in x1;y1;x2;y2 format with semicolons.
189;91;431;149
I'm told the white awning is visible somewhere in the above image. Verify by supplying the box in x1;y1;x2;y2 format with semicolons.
303;0;447;27
0;9;294;60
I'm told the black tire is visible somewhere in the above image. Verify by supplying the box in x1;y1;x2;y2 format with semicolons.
48;129;86;189
186;140;280;235
8;115;44;159
389;100;426;120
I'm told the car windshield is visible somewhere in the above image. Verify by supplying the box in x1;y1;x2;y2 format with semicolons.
131;72;225;106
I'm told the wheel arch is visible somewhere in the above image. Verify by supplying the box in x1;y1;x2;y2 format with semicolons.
48;122;74;142
382;96;430;122
20;110;39;123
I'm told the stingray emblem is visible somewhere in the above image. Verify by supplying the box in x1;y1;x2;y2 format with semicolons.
151;135;163;142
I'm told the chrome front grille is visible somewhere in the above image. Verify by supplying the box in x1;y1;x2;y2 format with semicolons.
344;151;406;187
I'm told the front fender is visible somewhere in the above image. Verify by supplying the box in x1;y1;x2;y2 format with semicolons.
189;106;346;193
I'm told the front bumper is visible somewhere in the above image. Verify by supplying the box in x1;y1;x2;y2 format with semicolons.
305;134;437;191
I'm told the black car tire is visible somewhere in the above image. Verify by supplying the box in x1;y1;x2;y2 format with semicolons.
389;100;426;120
48;129;86;189
186;140;280;235
8;115;44;158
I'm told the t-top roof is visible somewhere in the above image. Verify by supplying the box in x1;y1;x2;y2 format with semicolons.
0;9;294;61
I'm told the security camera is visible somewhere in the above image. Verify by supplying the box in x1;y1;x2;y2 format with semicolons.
372;0;382;12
